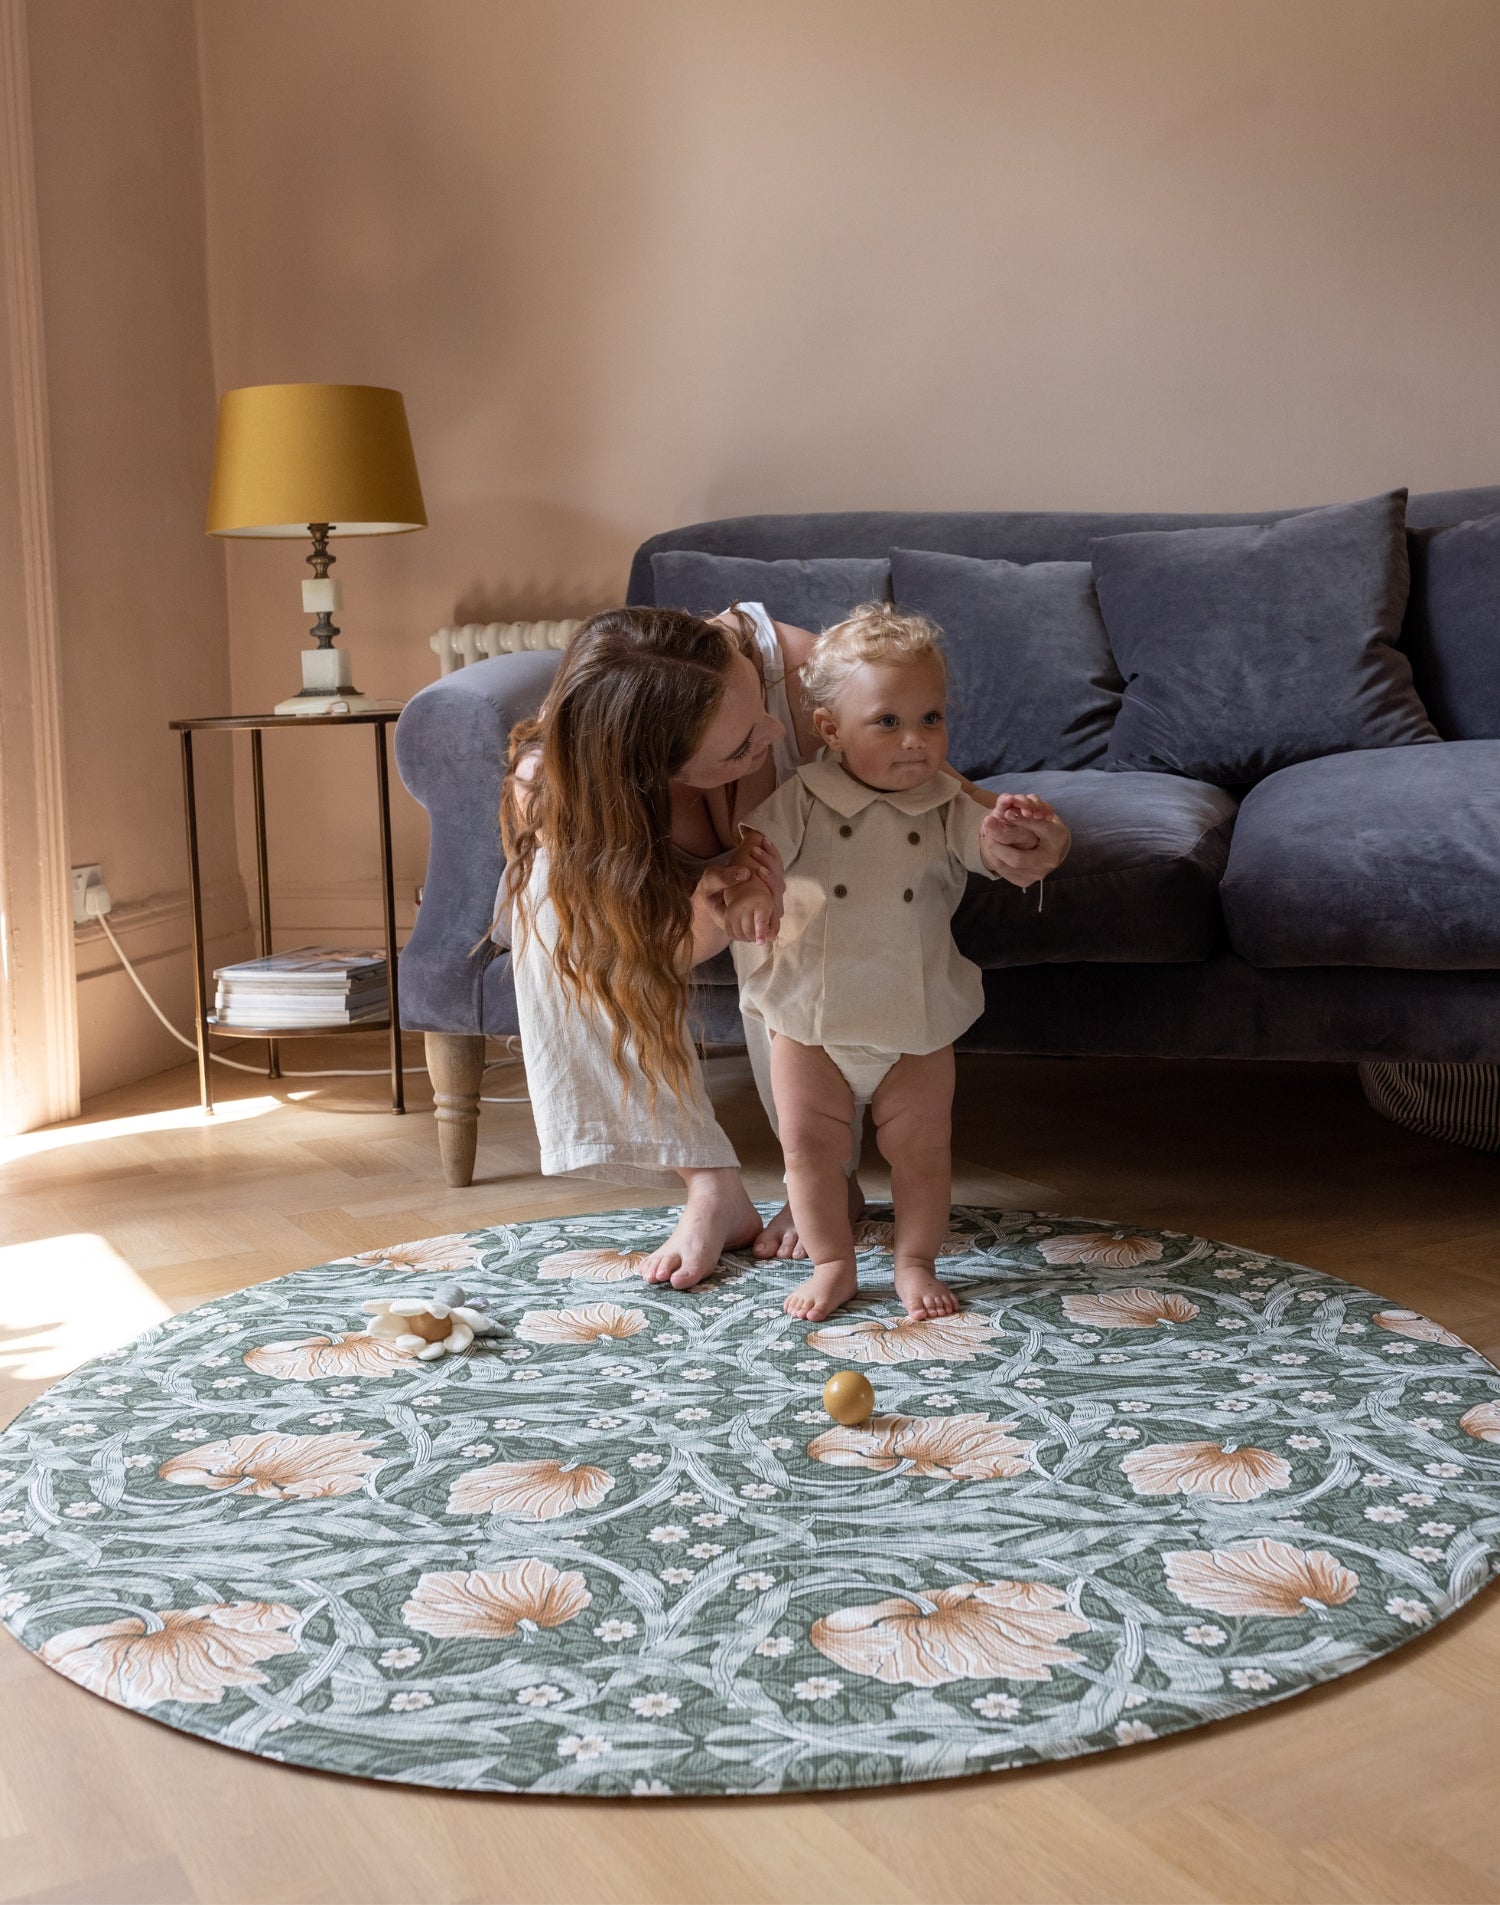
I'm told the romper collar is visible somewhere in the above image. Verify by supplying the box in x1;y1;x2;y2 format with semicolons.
798;755;965;818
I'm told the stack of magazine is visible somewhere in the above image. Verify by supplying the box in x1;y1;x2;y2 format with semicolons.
212;947;389;1028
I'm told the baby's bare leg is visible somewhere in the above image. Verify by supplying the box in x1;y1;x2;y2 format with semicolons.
871;1046;959;1319
770;1034;861;1322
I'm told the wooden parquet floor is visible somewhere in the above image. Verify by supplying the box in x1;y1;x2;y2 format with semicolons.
1;1045;1497;1905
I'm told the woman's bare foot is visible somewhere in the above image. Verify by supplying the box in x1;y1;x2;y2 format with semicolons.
754;1176;867;1260
641;1170;762;1291
893;1257;960;1320
783;1257;859;1322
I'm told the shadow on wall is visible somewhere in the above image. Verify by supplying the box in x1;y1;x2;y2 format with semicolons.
447;496;641;624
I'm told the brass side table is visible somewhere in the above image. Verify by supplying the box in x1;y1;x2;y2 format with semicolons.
170;711;405;1115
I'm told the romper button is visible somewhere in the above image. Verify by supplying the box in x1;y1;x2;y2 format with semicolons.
833;884;847;899
908;831;920;844
839;824;852;837
903;888;914;902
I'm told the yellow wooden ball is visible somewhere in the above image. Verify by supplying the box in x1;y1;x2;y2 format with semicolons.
823;1369;875;1427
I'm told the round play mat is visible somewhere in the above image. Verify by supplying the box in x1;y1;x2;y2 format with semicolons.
2;1206;1498;1798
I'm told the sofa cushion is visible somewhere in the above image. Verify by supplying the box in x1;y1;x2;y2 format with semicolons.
1220;742;1500;968
888;549;1123;778
650;552;888;630
951;769;1238;966
1403;513;1500;740
1091;490;1437;788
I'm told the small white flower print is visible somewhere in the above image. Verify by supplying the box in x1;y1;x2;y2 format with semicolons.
121;1454;152;1469
558;1733;611;1760
1419;1521;1456;1537
693;1512;727;1528
1184;1625;1227;1647
1216;1399;1253;1413
265;1714;298;1732
922;1368;953;1382
491;1417;524;1431
794;1409;823;1423
682;1368;714;1382
735;1572;775;1592
0;1511;19;1524
1122;1690;1150;1709
654;1333;683;1345
1296;1292;1325;1304
740;1483;776;1499
1230;1668;1276;1691
380;1647;420;1669
327;1384;358;1397
629;1453;664;1470
593;1620;637;1643
1424;1462;1463;1479
1365;1505;1406;1524
1399;1492;1436;1508
1250;1276;1276;1287
1098;1352;1127;1363
676;1408;711;1422
1187;1350;1219;1363
1386;1597;1432;1626
512;1370;544;1383
1299;1390;1335;1404
670;1491;701;1506
631;1388;665;1403
1105;1426;1141;1441
389;1690;433;1711
213;1321;240;1334
211;1376;247;1389
1362;1472;1394;1488
629;1692;681;1718
1384;1342;1418;1356
647;1525;688;1544
763;1436;793;1451
924;1394;957;1409
1215;1317;1243;1329
1117;1401;1150;1414
688;1542;724;1559
0;1532;31;1548
972;1692;1021;1718
632;1779;672;1795
1339;1323;1367;1335
1422;1390;1460;1403
793;1677;842;1701
58;1425;95;1439
1071;1331;1102;1343
515;1684;564;1707
1271;1354;1308;1366
62;1503;103;1519
660;1567;695;1586
1287;1435;1322;1451
460;1443;493;1459
1237;1372;1272;1386
171;1428;202;1441
501;1347;531;1361
1115;1720;1156;1744
1409;1417;1443;1433
310;1412;344;1426
1212;1268;1244;1281
587;1415;624;1430
1408;1545;1444;1564
756;1636;794;1658
95;1383;128;1396
1014;1378;1046;1391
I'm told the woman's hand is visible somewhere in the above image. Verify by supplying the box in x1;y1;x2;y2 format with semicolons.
730;830;785;907
689;862;758;966
978;794;1071;889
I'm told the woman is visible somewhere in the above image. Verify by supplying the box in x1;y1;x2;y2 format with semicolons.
502;602;1068;1289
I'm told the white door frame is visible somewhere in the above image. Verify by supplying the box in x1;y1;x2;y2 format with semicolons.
0;0;79;1134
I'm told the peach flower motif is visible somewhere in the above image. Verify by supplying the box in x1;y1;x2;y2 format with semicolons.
1060;1288;1199;1329
242;1334;410;1382
515;1303;646;1344
852;1221;968;1258
354;1234;481;1275
806;1313;1000;1365
402;1559;591;1638
536;1248;649;1283
39;1601;298;1707
1122;1441;1291;1502
807;1414;1035;1479
1038;1232;1165;1269
1374;1309;1465;1348
447;1458;615;1519
811;1579;1089;1686
1460;1400;1500;1443
158;1431;381;1500
1164;1538;1359;1617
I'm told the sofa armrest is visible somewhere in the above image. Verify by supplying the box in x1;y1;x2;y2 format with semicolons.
395;650;562;1033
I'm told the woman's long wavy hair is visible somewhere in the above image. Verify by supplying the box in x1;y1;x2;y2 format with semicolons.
501;606;758;1106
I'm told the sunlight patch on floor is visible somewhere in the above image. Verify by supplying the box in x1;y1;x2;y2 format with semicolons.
0;1233;172;1380
0;1095;281;1163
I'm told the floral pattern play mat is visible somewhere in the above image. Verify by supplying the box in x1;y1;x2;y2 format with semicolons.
2;1206;1498;1798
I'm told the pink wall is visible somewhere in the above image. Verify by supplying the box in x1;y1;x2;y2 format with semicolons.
194;0;1500;949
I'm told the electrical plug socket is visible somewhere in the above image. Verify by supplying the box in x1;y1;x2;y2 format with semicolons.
71;863;111;924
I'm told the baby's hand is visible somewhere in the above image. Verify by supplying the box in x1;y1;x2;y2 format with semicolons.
720;875;780;946
979;795;1070;888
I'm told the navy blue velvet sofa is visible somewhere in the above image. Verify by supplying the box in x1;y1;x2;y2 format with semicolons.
396;489;1500;1185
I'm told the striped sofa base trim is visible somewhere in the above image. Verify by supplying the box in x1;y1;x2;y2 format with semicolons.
1359;1062;1500;1153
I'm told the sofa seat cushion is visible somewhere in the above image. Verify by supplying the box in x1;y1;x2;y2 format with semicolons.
1221;742;1500;968
952;770;1238;966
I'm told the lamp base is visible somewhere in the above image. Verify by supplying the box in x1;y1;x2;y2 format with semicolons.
273;691;405;717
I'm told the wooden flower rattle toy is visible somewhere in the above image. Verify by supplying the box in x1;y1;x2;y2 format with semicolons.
361;1281;503;1361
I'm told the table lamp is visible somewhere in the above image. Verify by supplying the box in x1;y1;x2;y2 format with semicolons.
206;383;427;714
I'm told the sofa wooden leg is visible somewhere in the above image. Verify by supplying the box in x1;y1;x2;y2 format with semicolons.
426;1032;486;1187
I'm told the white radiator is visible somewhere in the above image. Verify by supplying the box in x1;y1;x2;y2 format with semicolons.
429;620;583;675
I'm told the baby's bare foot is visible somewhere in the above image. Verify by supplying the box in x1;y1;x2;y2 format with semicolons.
893;1258;959;1319
754;1176;866;1260
642;1176;761;1290
783;1258;859;1322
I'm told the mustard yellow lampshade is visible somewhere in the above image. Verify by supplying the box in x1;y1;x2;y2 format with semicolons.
205;383;426;537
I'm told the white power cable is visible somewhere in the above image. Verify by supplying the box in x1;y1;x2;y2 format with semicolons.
92;912;529;1101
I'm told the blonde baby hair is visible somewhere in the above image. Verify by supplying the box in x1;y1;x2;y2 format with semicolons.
800;602;946;713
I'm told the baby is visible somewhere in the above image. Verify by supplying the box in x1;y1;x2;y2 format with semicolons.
724;605;1068;1323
